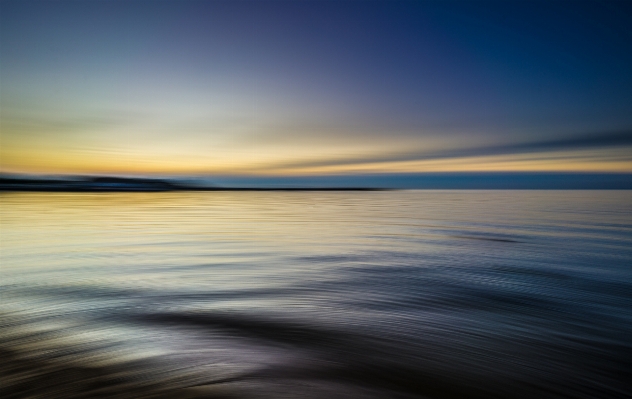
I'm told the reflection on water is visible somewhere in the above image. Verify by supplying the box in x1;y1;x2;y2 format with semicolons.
1;191;632;398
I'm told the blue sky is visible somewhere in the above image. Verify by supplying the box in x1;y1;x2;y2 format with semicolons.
1;0;631;178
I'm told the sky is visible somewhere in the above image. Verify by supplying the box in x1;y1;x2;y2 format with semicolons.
1;0;632;180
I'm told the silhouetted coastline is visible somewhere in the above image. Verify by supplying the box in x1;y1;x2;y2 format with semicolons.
0;176;380;192
3;173;632;191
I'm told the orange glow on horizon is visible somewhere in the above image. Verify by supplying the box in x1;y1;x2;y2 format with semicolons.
2;142;631;177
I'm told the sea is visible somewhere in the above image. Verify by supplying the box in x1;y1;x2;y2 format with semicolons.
1;190;631;399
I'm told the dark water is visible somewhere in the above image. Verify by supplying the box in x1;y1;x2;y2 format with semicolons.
1;191;631;398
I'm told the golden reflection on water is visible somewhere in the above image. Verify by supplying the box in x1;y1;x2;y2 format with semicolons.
1;190;629;296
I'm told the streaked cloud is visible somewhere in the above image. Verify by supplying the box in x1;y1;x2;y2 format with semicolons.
260;130;632;172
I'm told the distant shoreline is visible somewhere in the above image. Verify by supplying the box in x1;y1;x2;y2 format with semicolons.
0;187;383;192
2;173;632;190
0;176;382;192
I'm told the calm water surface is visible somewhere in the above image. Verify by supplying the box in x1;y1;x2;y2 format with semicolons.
1;191;631;398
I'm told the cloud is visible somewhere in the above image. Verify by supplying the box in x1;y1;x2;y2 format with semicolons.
264;130;632;170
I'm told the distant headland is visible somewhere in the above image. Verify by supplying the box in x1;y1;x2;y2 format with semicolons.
0;175;379;192
2;173;632;191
